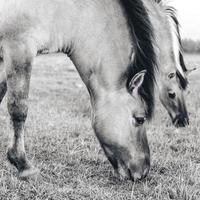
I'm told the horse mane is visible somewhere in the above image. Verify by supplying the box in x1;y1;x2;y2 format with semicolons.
120;0;157;120
166;6;188;89
155;2;188;90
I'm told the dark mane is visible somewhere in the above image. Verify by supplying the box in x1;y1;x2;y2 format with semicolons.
153;0;162;3
153;0;188;90
120;0;157;119
164;6;188;90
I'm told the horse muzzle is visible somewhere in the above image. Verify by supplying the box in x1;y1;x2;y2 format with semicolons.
115;157;150;181
172;114;189;128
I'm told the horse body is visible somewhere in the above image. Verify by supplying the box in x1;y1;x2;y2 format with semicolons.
1;0;157;180
0;0;190;181
1;0;78;54
1;0;133;87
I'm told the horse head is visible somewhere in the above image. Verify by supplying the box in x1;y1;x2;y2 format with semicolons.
158;71;189;127
93;70;150;181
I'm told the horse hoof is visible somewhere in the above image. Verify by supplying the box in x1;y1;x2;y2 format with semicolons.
19;167;39;178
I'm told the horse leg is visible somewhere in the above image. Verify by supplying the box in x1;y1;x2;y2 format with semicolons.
0;71;7;103
4;41;38;178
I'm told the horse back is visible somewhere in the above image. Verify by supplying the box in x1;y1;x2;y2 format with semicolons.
0;0;80;52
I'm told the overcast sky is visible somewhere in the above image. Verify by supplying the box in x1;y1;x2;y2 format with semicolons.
169;0;200;40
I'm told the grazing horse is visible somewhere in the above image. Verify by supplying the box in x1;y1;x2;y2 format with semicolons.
0;0;190;128
0;0;192;180
0;0;190;181
149;1;190;127
0;0;157;180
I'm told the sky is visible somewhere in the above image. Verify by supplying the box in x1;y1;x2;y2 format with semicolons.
169;0;200;40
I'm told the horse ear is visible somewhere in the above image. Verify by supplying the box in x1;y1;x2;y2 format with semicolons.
129;70;146;93
185;67;197;76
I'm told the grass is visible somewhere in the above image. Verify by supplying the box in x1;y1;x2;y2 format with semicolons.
0;53;200;199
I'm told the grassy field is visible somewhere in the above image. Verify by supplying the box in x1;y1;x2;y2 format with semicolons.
0;53;200;200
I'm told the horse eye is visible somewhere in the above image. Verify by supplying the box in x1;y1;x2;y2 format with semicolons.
168;92;176;99
134;117;146;126
168;73;176;79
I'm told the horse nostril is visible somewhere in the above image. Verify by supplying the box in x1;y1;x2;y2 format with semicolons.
133;172;142;181
128;168;142;181
128;162;150;181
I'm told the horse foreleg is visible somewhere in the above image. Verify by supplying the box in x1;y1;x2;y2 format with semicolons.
4;41;38;178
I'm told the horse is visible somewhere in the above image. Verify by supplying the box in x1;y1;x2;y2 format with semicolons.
0;0;189;181
0;1;190;128
0;0;158;181
149;1;191;127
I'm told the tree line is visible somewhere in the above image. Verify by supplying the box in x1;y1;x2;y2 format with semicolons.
182;39;200;53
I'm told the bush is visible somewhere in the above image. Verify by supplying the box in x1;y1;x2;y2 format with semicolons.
182;39;200;53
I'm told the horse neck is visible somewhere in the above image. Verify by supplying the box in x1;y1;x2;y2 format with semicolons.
142;0;179;77
70;0;133;100
1;0;133;101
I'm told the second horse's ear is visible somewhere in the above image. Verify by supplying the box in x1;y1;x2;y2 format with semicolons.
129;70;146;93
186;67;197;76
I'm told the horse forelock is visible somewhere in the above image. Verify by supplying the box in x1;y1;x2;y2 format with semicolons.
120;0;157;120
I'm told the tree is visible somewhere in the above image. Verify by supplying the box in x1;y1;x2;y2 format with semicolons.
182;39;200;53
